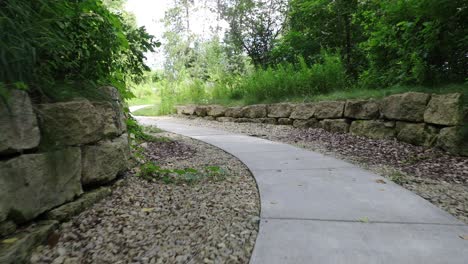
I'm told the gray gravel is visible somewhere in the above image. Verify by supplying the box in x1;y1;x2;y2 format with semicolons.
31;132;260;264
171;116;468;224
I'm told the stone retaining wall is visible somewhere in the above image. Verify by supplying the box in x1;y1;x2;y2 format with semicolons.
176;92;468;156
0;87;129;240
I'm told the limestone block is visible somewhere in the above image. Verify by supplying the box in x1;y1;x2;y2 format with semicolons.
225;107;244;118
290;104;316;120
396;122;438;147
242;105;267;118
381;92;430;122
278;118;293;125
344;100;380;120
207;105;226;117
293;118;320;129
0;148;82;223
424;93;464;126
0;90;40;154
350;120;395;140
267;103;293;118
81;134;130;186
37;100;104;146
314;101;345;119
320;119;350;133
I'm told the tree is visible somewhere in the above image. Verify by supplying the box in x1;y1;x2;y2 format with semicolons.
221;0;289;67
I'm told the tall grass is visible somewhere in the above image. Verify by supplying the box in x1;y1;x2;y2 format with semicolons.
235;53;347;104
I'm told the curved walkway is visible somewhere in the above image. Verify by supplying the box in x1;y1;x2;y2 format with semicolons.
137;117;468;264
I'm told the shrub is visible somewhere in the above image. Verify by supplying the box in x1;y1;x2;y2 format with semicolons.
0;0;158;102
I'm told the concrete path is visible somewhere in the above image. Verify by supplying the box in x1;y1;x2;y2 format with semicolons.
137;117;468;264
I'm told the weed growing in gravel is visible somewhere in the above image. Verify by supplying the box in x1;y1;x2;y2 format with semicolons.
389;171;407;184
137;163;226;184
143;125;164;134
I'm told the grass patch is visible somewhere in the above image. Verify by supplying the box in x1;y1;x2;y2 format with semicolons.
132;105;161;116
143;125;164;134
389;171;407;185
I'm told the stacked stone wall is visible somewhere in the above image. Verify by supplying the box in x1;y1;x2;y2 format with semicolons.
0;87;129;242
176;92;467;156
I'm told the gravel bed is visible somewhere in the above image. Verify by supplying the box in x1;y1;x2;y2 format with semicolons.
31;132;260;264
169;116;468;224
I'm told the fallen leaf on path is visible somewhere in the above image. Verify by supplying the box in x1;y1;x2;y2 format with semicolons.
359;217;370;223
460;235;468;240
375;179;386;184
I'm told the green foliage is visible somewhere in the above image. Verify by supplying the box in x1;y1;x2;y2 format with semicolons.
236;52;347;104
137;163;226;184
0;0;159;101
275;0;467;87
126;116;167;142
356;0;467;87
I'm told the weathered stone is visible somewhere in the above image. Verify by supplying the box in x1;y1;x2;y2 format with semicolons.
0;90;40;154
81;133;129;186
194;106;209;117
424;93;464;126
257;118;277;125
37;100;104;146
278;118;293;125
267;104;293;118
320;119;350;133
314;101;345;119
225;107;244;118
175;105;185;115
216;117;235;122
344;100;380;119
234;118;254;123
396;122;438;147
204;116;215;121
381;92;430;122
207;105;226;117
175;105;195;115
293;118;319;129
0;221;16;238
46;187;112;222
436;127;468;156
93;102;126;137
0;148;82;223
350;120;395;140
384;121;396;128
242;105;267;118
290;104;316;119
0;220;58;264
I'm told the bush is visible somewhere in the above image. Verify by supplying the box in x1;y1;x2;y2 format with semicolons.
0;0;158;102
